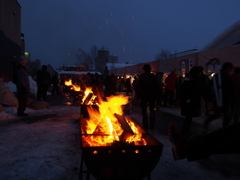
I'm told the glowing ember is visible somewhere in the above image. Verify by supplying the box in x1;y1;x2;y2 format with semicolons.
82;94;147;147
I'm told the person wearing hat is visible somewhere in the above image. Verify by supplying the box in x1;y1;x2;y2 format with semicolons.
16;58;30;116
135;64;158;130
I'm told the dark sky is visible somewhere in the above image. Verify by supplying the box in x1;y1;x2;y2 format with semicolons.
18;0;240;68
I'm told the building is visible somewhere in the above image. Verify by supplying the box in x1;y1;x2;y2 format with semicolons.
0;0;24;82
200;20;240;51
95;49;118;75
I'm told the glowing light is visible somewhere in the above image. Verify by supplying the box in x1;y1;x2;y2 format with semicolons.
106;19;109;25
93;150;98;154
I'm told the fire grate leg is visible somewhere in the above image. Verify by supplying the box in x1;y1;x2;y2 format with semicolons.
79;156;91;180
147;173;151;180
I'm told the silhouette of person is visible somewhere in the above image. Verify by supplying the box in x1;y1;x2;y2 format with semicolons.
16;59;30;116
180;66;203;136
164;69;177;107
204;62;234;128
36;65;51;101
136;64;158;130
231;67;240;123
51;72;60;95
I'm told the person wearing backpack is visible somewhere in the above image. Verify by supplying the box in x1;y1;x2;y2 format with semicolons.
16;59;30;116
136;64;158;130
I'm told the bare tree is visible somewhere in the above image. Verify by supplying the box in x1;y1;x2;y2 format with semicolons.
76;45;99;71
76;48;92;71
90;45;98;59
155;49;171;60
90;45;98;70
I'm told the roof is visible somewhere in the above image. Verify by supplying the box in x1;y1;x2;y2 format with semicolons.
106;63;136;70
58;70;101;75
200;20;240;51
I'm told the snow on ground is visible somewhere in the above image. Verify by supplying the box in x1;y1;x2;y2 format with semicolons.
0;105;81;180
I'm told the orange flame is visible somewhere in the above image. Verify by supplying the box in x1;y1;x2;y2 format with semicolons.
83;94;146;146
71;84;81;91
82;87;93;102
65;79;72;86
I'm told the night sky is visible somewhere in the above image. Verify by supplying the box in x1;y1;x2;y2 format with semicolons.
17;0;240;68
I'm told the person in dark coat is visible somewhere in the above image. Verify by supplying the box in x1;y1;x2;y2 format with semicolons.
204;62;234;128
136;64;158;130
164;69;178;107
132;75;139;105
156;72;164;106
180;66;203;135
51;72;60;95
16;59;30;116
125;77;132;96
232;67;240;123
36;65;51;101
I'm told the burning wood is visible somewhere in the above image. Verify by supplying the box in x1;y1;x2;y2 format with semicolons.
81;87;97;105
114;113;134;135
80;94;147;147
83;93;93;104
64;80;97;105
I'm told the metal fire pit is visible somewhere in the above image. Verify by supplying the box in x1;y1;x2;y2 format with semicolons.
79;106;163;180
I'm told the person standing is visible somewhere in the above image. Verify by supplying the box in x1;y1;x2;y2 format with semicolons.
231;67;240;123
180;66;203;135
164;69;178;107
125;77;131;96
204;62;234;128
36;65;51;101
156;72;164;106
132;76;139;105
16;59;30;116
136;64;158;130
51;72;60;95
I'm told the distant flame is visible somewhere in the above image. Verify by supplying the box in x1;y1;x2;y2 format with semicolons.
65;79;72;86
71;85;81;91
